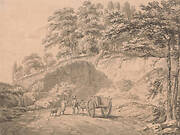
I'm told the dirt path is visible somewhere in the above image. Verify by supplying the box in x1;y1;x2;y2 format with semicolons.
0;108;152;135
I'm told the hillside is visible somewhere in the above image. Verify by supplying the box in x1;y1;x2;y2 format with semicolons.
1;55;171;135
12;54;168;108
0;82;13;91
96;56;167;104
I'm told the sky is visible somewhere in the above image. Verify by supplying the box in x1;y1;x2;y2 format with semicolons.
0;0;154;84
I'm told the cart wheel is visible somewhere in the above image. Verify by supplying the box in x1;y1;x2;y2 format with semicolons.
101;101;112;118
87;100;95;118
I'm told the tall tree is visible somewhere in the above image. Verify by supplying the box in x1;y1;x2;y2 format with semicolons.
129;0;180;121
22;53;44;75
123;1;131;19
125;1;173;121
104;0;180;121
43;8;79;58
96;2;104;10
15;65;24;79
77;1;104;54
43;53;56;68
122;1;136;20
103;10;128;52
12;61;18;81
166;0;180;120
107;1;114;10
114;2;120;11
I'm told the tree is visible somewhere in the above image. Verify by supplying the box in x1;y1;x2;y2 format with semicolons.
77;1;104;54
43;8;79;58
134;3;173;120
123;1;131;19
103;10;129;52
12;61;18;81
43;53;56;68
96;2;104;10
166;0;180;120
12;62;24;80
127;0;180;121
15;65;24;79
126;2;171;121
94;9;131;66
122;1;136;20
139;0;180;121
107;1;114;10
104;0;180;121
114;2;120;11
22;53;44;75
147;79;163;100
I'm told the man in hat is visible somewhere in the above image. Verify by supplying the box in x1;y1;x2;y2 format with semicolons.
72;96;79;114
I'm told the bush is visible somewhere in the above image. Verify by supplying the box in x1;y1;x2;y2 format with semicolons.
152;106;166;124
31;82;74;109
21;92;36;107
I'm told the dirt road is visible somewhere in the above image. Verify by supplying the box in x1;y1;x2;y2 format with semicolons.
0;108;152;135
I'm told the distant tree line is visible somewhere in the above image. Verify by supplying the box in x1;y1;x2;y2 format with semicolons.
42;1;136;59
12;52;56;80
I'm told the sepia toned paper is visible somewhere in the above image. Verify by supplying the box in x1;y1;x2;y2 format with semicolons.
0;0;180;134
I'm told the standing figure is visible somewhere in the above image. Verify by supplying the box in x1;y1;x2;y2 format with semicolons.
57;96;67;116
60;96;67;115
79;99;87;113
72;96;79;114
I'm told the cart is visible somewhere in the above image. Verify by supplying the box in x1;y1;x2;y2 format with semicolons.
86;96;112;118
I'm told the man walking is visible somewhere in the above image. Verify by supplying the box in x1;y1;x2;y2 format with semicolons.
56;96;67;116
72;96;79;114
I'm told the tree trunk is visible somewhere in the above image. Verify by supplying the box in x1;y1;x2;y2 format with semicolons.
166;39;173;121
172;33;180;120
12;62;17;82
172;72;179;120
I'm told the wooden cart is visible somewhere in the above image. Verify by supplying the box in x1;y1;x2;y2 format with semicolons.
86;96;112;118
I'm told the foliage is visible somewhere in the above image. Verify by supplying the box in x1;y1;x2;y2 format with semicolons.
122;1;136;20
152;106;166;124
147;79;163;100
101;0;180;122
107;1;114;10
0;84;26;108
14;65;24;80
12;62;25;80
103;10;128;52
12;61;18;81
43;8;80;58
77;1;104;54
22;53;44;75
114;2;120;11
43;53;56;68
42;1;138;56
33;82;75;109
